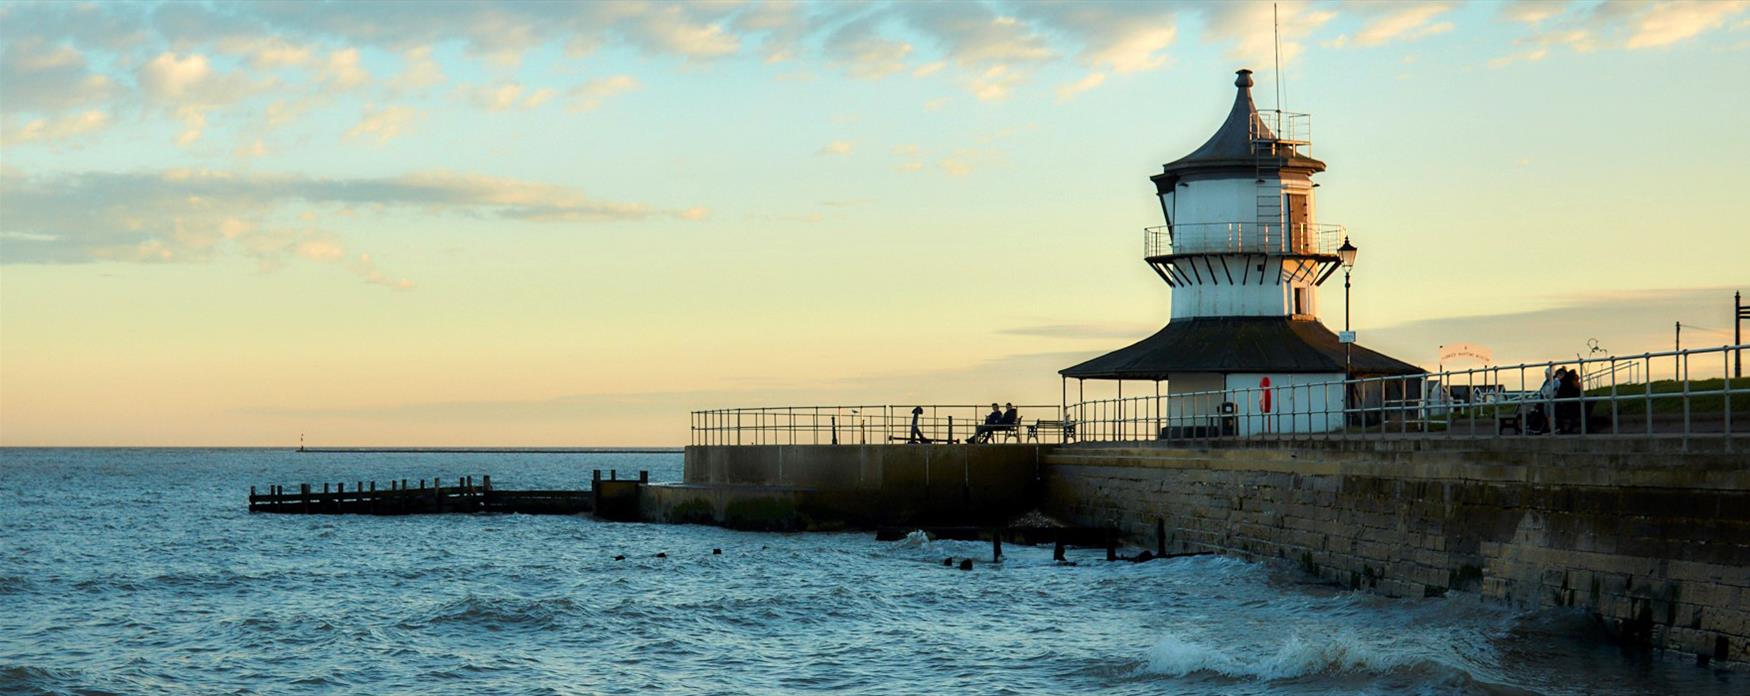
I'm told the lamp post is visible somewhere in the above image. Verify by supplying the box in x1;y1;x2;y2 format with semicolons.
1337;237;1359;376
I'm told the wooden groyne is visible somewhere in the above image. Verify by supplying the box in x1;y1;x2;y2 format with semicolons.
247;471;647;516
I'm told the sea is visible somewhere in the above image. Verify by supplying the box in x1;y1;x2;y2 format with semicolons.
0;448;1740;695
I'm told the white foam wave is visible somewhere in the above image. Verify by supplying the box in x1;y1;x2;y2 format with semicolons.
1145;629;1414;680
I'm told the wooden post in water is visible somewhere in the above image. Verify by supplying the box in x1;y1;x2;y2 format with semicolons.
1053;532;1066;562
482;475;491;490
301;483;311;514
1106;528;1117;562
640;470;648;484
610;469;617;481
992;529;1003;563
1157;518;1167;556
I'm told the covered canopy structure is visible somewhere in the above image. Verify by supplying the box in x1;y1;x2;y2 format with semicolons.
1061;317;1422;381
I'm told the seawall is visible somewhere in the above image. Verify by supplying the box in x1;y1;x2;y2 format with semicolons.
650;444;1047;528
1041;440;1749;663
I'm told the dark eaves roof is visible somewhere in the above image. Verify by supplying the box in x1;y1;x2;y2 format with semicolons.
1060;316;1424;380
1153;69;1324;184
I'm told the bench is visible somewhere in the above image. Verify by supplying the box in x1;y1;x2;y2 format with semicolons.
1027;420;1076;442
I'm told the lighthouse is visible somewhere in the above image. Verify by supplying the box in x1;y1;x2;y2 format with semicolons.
1062;69;1420;435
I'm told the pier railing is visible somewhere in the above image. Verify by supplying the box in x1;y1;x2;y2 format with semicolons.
1070;343;1747;450
1144;222;1344;258
690;404;1068;446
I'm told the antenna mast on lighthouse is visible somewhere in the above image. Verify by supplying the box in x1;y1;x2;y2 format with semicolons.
1273;3;1285;114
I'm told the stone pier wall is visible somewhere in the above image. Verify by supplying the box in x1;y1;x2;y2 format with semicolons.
662;444;1047;527
1042;440;1750;663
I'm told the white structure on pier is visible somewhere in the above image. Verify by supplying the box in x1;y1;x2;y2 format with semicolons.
1062;69;1420;436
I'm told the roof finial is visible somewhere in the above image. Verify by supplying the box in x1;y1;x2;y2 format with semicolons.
1235;69;1254;89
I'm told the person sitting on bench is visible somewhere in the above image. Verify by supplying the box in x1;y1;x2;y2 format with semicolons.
969;403;1002;443
998;403;1020;439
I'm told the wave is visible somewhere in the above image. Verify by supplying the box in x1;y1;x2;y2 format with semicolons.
1144;629;1421;681
0;664;113;695
415;594;580;630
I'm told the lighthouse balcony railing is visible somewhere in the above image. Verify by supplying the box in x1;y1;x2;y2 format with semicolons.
1144;222;1344;258
1253;110;1311;149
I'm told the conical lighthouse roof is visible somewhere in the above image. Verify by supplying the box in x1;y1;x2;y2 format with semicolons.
1154;69;1324;181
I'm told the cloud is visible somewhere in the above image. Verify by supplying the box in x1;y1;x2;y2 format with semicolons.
824;12;914;79
137;51;273;144
0;38;116;113
1626;1;1747;49
215;35;316;69
345;105;419;144
390;45;446;91
463;82;559;111
1350;2;1456;47
1199;1;1335;66
899;3;1052;66
733;0;810;63
235;138;269;158
1491;0;1747;66
1055;72;1106;101
620;3;741;59
0;110;109;145
321;47;371;90
1499;0;1566;26
0;168;701;267
1019;1;1177;74
567;75;640;112
816;140;855;157
969;64;1026;100
938;147;1000;176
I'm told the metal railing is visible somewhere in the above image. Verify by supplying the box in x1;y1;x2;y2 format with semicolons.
690;404;1068;446
1255;110;1311;151
1145;222;1344;258
1069;343;1747;450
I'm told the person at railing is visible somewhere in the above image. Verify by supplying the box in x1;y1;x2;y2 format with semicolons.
999;403;1020;439
1526;367;1560;435
907;406;929;444
968;403;1003;443
1555;368;1584;434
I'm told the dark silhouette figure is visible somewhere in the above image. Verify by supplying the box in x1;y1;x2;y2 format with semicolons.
1555;368;1584;434
908;406;929;443
998;403;1020;440
969;403;1002;443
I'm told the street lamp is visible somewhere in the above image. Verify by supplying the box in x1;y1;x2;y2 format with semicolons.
1337;237;1359;375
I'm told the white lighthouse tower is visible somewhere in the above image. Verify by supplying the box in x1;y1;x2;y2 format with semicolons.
1062;69;1420;435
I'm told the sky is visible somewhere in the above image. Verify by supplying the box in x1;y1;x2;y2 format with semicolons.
1;0;1746;446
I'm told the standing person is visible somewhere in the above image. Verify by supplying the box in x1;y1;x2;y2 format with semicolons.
1528;366;1560;435
970;403;1002;443
1555;368;1583;434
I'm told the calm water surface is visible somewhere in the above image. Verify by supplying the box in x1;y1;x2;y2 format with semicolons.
0;449;1740;695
